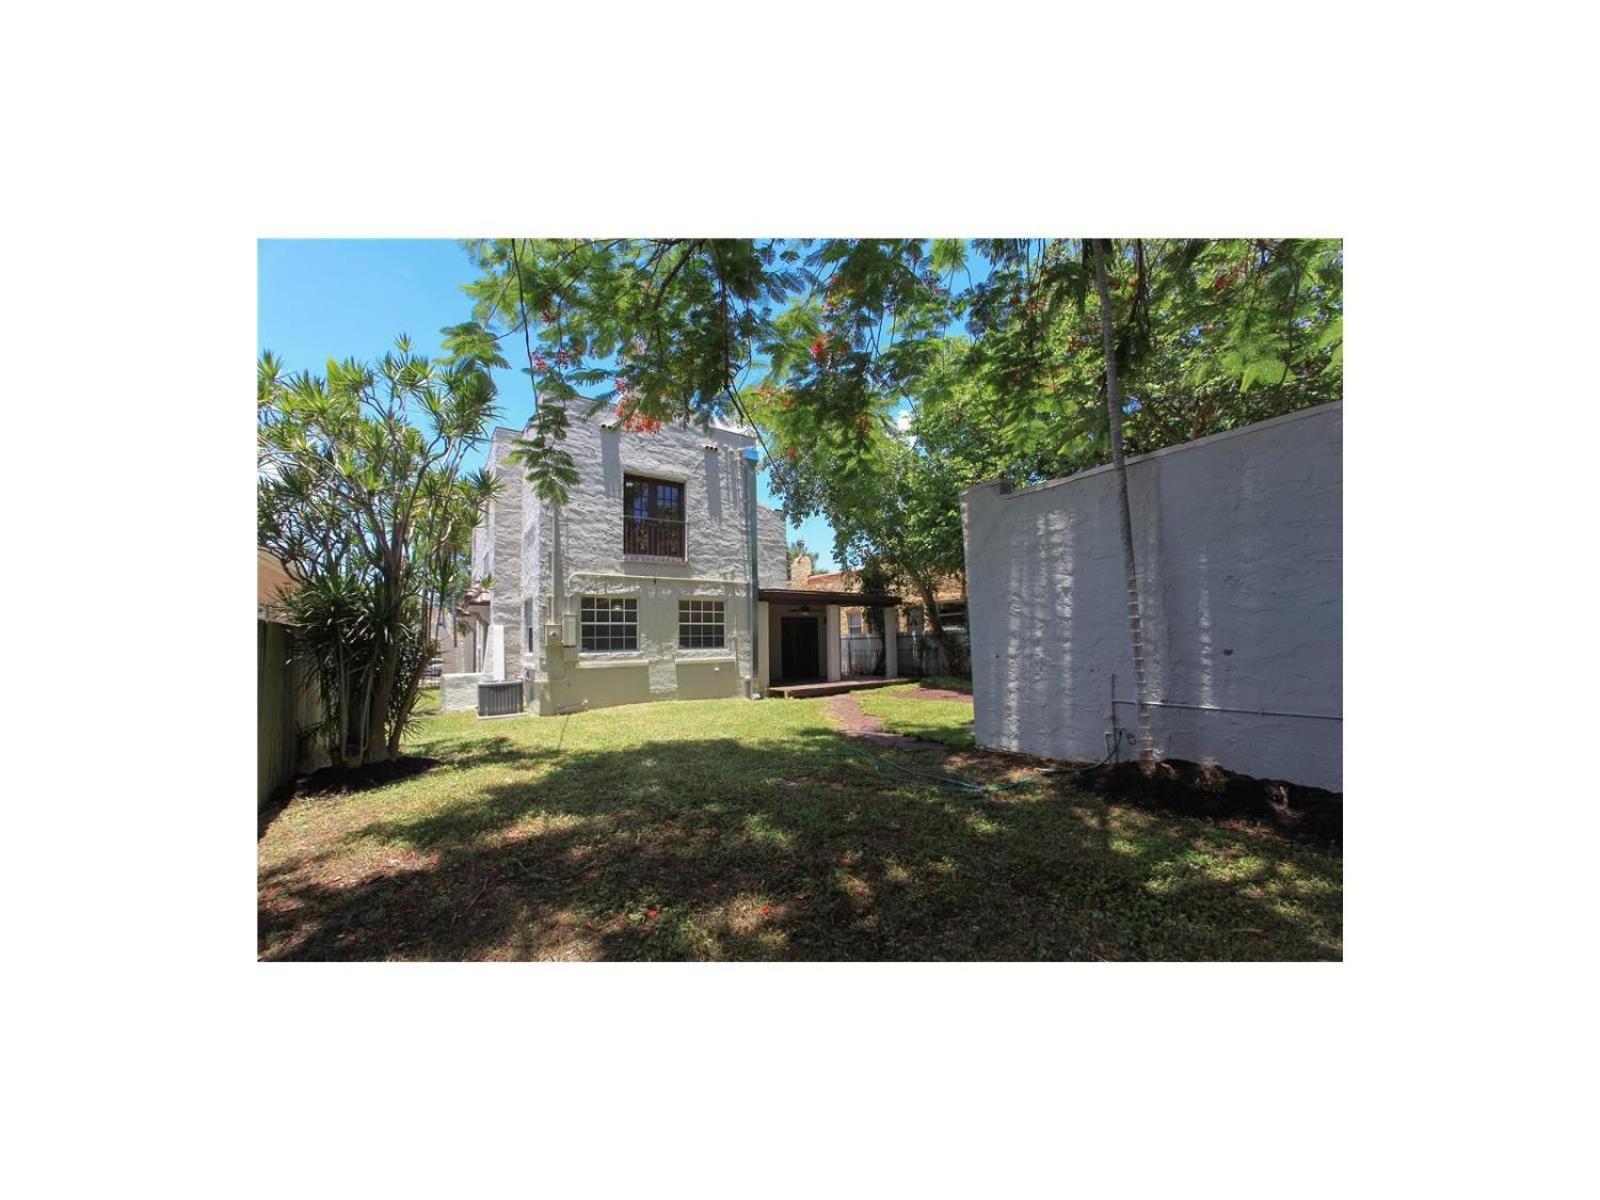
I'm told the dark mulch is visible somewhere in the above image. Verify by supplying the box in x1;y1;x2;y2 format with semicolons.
293;756;442;798
1083;758;1342;850
258;756;443;840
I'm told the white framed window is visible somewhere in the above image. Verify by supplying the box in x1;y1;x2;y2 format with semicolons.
580;596;638;652
846;610;864;636
678;599;726;649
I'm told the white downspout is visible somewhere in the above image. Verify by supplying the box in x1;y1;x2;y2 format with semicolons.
743;450;762;698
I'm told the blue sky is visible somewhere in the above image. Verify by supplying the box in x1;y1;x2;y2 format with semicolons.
257;238;842;568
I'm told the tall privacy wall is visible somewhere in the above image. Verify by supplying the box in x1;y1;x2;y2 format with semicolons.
961;403;1342;790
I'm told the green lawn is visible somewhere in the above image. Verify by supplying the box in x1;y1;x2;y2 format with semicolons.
259;693;1342;961
856;683;977;746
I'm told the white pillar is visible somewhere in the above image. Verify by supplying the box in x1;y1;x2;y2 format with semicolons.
755;601;770;695
484;624;505;681
882;607;898;678
825;605;842;682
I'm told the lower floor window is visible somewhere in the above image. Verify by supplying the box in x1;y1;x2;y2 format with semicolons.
581;596;638;651
678;599;726;649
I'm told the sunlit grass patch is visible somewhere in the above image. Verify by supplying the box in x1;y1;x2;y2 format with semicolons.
259;694;1342;961
855;685;976;746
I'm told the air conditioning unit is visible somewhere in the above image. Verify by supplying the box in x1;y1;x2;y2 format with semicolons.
477;679;525;718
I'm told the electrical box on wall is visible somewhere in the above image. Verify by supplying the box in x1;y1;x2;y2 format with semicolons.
561;613;578;647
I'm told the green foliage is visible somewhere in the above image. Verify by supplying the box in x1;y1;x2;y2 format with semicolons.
451;238;1341;585
258;337;500;765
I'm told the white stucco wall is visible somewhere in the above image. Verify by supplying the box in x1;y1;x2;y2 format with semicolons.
476;407;780;715
962;402;1342;790
756;503;787;590
440;672;482;712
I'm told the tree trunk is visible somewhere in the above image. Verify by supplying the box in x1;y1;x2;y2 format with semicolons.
1092;238;1154;768
387;649;427;758
363;630;399;765
914;575;953;675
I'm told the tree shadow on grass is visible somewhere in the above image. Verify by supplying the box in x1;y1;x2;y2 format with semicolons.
258;726;1342;962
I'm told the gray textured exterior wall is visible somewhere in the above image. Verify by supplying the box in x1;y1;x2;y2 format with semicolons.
756;503;787;590
474;408;783;715
440;672;482;712
962;403;1342;790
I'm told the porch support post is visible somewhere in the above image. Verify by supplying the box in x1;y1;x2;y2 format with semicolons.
825;605;842;682
755;601;770;695
881;607;898;679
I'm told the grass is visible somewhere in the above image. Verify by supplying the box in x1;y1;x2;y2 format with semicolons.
259;693;1342;961
856;683;977;747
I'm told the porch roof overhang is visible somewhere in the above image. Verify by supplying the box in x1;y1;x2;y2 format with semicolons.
758;587;902;607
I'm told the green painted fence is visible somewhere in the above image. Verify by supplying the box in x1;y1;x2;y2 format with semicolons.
257;620;321;807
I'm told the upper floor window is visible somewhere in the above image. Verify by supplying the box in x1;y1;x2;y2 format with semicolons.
580;596;638;652
623;474;685;559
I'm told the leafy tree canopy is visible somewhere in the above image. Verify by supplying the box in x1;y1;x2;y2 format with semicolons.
258;335;502;765
449;238;1341;580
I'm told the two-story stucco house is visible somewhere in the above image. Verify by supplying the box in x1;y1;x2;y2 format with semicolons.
439;404;903;715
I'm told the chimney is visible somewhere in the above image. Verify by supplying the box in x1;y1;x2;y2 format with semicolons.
789;553;813;587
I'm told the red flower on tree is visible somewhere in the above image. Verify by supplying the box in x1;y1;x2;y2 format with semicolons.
618;395;663;434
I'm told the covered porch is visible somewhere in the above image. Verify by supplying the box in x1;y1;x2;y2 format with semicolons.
756;586;902;697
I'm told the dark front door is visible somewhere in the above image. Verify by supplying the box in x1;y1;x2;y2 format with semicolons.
780;617;822;682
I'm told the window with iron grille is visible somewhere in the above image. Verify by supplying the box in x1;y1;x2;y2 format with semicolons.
678;599;725;649
580;596;638;651
623;474;686;558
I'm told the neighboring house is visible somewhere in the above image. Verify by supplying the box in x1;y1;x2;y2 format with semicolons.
962;402;1342;790
440;583;488;675
442;405;902;714
257;548;296;620
790;555;965;636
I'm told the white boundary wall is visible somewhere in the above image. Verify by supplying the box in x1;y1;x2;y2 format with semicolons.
961;403;1342;790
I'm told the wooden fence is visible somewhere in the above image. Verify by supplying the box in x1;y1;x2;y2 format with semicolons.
258;619;323;807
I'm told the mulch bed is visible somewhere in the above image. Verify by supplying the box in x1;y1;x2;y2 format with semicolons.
259;756;443;840
1082;758;1342;850
292;756;442;798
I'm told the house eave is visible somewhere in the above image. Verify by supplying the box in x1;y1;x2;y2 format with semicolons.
758;588;902;607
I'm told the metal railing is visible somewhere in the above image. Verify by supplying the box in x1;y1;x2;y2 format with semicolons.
623;515;685;558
